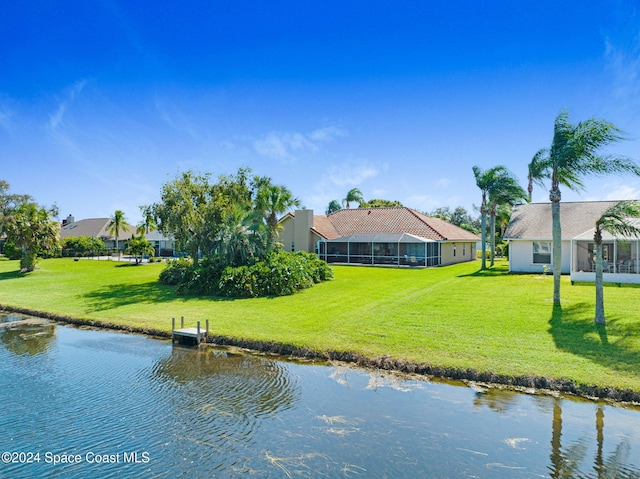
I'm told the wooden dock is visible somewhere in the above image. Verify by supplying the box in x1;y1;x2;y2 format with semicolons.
172;317;209;345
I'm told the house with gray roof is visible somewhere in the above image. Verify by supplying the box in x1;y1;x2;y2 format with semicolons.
504;201;640;283
59;215;135;252
60;215;176;256
278;207;480;267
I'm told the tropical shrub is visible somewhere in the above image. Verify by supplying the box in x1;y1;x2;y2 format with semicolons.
159;258;194;285
160;250;333;298
61;236;106;257
1;240;21;260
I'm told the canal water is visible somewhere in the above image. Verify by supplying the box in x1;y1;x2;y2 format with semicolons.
1;315;640;478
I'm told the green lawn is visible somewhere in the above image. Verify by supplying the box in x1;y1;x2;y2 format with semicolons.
1;257;640;392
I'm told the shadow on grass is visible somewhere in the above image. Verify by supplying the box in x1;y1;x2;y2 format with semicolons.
549;302;640;376
81;281;235;312
457;266;510;277
0;270;24;281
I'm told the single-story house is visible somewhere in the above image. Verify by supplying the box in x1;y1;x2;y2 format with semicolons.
504;200;640;283
145;229;176;257
278;207;480;267
59;215;176;256
59;215;135;251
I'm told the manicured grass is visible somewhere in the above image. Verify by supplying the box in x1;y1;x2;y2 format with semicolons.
1;257;640;391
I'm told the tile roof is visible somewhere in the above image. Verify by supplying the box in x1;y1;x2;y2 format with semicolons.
59;218;135;241
310;215;340;239
504;201;621;240
322;207;480;241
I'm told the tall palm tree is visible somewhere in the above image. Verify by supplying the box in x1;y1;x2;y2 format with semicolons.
593;201;640;325
546;110;640;304
254;182;300;247
472;165;508;270
107;209;130;259
488;171;527;266
527;148;549;202
342;188;364;209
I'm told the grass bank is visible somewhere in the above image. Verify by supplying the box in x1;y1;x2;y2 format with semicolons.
1;258;640;398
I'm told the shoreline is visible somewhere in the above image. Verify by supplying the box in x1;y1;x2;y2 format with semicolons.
3;304;640;406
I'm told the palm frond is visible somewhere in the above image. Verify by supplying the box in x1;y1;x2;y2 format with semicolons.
528;148;550;187
597;200;640;238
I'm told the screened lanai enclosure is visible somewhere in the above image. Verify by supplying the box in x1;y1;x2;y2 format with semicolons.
318;233;440;267
571;230;640;284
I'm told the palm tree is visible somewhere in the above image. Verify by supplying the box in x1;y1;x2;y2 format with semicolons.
107;209;130;259
137;206;157;236
217;204;267;267
546;110;640;304
342;188;364;209
326;200;342;215
593;201;640;325
488;171;527;266
527;148;549;202
473;165;508;270
5;202;59;272
254;182;300;247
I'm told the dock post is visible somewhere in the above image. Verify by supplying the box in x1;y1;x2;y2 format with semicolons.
206;319;209;339
197;321;201;345
171;317;175;343
181;316;184;329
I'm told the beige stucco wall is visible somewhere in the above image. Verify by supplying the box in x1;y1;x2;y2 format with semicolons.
278;215;296;252
439;241;476;266
277;210;317;253
294;209;314;252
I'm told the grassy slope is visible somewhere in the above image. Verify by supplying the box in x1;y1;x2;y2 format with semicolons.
1;258;639;391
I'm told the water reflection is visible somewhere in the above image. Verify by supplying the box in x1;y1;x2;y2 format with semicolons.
549;400;640;479
0;316;56;356
152;346;298;416
150;346;299;476
0;320;640;478
472;386;519;413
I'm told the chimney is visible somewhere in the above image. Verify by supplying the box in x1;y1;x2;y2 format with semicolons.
64;214;75;226
294;209;314;252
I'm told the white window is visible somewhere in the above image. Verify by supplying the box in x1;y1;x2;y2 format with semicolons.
533;241;551;264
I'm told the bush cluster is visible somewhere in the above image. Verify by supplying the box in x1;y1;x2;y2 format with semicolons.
1;241;22;260
61;236;107;257
159;250;333;298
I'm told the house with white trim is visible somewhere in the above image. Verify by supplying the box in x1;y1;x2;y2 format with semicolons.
504;201;640;283
59;215;135;251
278;207;480;267
60;215;176;256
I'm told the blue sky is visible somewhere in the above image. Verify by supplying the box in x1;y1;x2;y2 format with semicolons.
2;1;640;224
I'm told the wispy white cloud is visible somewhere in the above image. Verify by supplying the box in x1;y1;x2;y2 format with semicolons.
308;125;348;142
605;184;640;201
326;162;379;187
304;159;381;212
605;36;640;101
249;125;349;162
48;79;88;131
253;131;317;161
404;193;463;213
154;98;202;140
